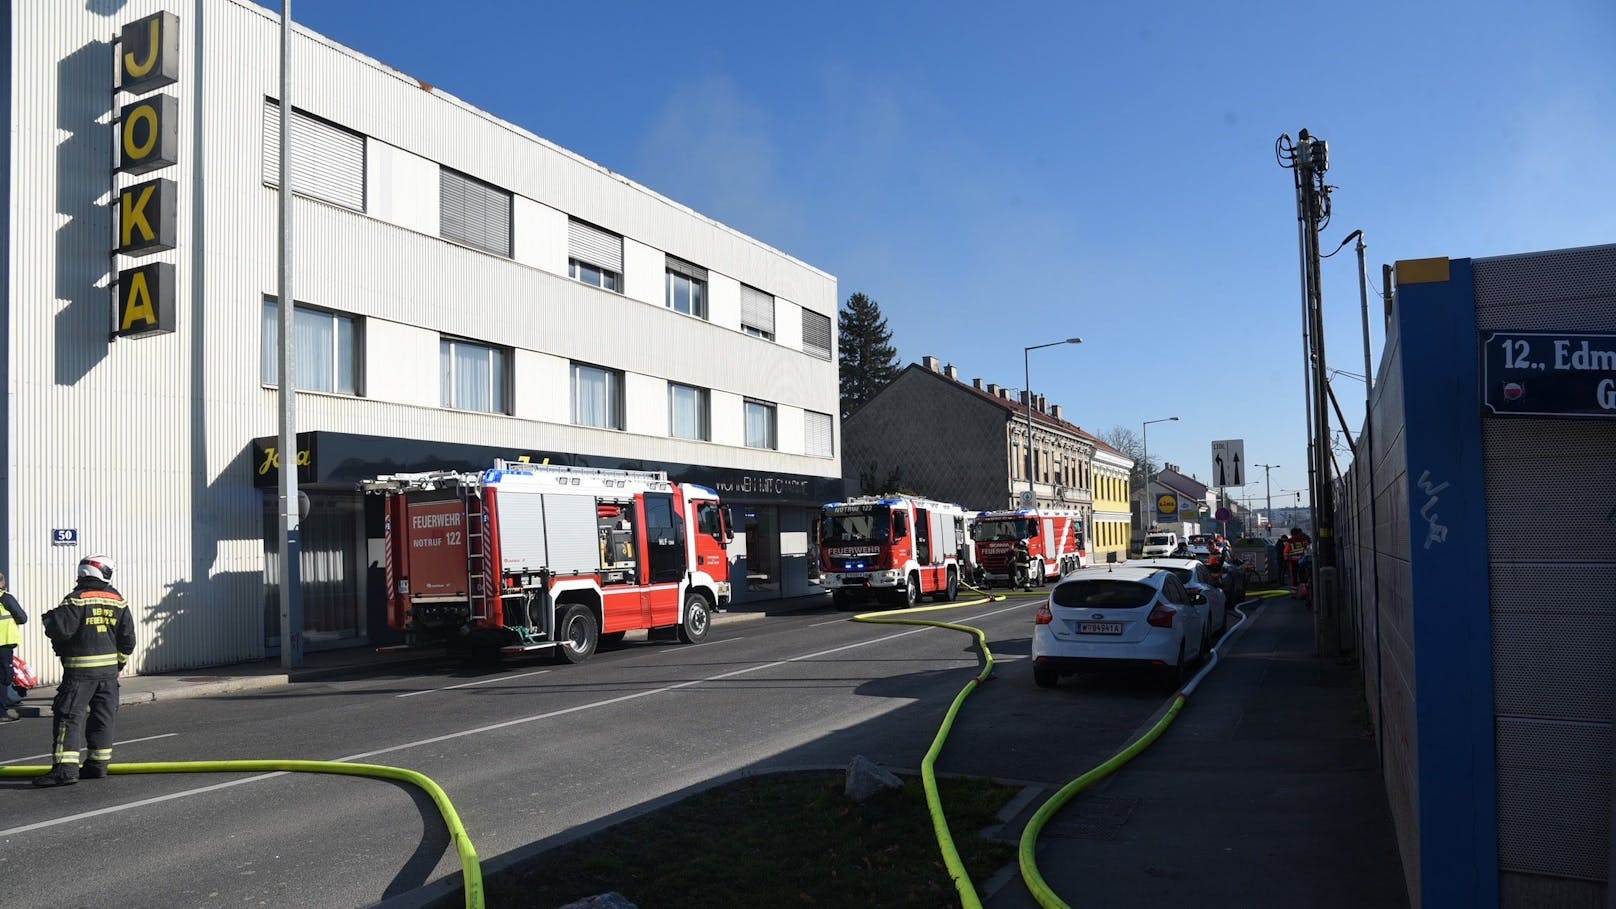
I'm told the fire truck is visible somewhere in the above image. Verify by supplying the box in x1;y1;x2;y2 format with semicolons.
364;460;732;662
817;494;970;609
970;507;1089;587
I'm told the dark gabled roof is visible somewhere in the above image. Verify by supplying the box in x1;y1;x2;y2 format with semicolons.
897;362;1105;446
1155;467;1208;500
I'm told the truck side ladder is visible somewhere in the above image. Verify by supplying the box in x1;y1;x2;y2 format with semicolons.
464;487;492;623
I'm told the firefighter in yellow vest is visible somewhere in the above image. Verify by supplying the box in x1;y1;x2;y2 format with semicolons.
33;555;135;787
0;571;27;723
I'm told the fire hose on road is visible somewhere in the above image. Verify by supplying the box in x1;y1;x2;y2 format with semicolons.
853;575;1277;909
0;758;485;909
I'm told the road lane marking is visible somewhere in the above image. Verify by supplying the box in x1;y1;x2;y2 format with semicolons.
0;610;1026;836
395;669;552;699
0;732;179;766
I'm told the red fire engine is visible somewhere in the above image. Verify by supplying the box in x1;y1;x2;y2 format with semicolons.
365;460;732;662
970;507;1089;587
817;494;970;609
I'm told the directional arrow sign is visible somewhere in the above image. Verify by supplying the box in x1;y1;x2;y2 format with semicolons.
1211;439;1245;488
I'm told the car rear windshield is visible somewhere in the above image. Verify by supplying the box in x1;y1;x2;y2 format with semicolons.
1051;580;1155;609
1161;568;1193;583
1145;534;1173;546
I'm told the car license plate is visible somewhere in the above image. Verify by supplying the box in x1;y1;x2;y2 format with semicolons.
843;577;867;585
1075;621;1123;635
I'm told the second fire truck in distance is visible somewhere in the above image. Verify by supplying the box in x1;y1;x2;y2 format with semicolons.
817;494;970;609
970;507;1089;587
365;460;732;663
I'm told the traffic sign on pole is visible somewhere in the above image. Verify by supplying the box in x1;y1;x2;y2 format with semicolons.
1211;439;1245;488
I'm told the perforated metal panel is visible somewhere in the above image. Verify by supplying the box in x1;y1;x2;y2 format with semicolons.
1478;244;1616;892
1474;245;1616;326
1484;421;1616;562
1495;718;1612;881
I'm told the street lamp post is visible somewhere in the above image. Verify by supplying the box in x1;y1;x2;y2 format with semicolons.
1140;416;1179;531
1022;338;1082;506
1256;463;1280;537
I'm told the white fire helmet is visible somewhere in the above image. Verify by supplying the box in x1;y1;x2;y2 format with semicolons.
78;555;115;582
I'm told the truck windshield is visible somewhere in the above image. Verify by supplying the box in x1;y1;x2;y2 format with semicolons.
971;518;1035;541
1146;534;1174;547
822;509;890;545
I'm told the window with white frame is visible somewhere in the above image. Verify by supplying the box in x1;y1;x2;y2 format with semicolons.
571;362;624;430
439;337;509;414
744;399;777;450
805;410;834;457
568;219;623;292
260;299;361;395
802;309;832;359
668;382;710;441
261;100;366;211
439;167;512;257
666;258;708;320
741;284;775;340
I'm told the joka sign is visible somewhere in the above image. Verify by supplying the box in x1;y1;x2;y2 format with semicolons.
114;11;180;339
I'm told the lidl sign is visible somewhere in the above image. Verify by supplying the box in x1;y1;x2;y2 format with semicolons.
114;11;180;340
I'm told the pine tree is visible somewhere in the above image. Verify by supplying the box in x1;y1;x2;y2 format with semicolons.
838;292;900;419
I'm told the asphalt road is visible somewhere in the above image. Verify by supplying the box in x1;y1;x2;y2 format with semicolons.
0;593;1172;908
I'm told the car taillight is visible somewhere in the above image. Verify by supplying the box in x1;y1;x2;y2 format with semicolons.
1034;602;1052;625
1146;601;1176;629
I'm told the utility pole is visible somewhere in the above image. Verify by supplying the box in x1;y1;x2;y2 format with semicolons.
1279;129;1341;658
1256;463;1280;537
276;1;303;668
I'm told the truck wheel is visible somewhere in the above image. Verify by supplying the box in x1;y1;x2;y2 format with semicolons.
902;574;919;609
552;604;599;664
933;570;957;603
832;590;852;611
678;592;712;644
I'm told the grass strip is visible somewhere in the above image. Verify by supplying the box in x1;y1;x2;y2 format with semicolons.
461;771;1018;909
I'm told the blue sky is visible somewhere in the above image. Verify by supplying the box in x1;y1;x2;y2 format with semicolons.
259;0;1615;507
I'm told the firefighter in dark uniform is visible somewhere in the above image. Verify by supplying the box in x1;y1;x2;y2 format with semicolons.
33;555;135;787
1011;539;1033;590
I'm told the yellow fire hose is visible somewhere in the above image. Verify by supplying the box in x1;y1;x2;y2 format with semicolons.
1;759;484;909
850;571;1270;909
851;577;1013;909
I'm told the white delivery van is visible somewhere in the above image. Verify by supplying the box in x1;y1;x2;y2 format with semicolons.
1142;531;1180;557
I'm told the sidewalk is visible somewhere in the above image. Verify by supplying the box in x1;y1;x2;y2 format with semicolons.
987;595;1410;909
12;590;835;715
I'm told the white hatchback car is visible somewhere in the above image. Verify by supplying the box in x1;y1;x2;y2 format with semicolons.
1031;565;1209;690
1129;557;1228;637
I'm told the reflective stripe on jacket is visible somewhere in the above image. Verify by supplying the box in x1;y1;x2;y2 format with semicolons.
0;590;19;648
43;584;134;679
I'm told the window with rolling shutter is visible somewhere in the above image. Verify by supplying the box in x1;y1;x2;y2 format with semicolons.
802;309;832;359
568;218;623;276
262;99;365;211
741;285;775;340
665;257;708;319
805;410;834;458
439;168;512;257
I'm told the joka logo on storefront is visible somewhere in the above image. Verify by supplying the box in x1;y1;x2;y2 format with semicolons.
113;11;180;339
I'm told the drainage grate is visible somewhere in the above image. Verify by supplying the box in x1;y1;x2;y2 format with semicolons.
1041;794;1141;840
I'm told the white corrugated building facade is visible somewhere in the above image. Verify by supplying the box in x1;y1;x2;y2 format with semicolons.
2;0;841;684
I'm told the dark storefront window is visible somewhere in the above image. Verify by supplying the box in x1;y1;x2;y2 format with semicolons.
738;505;780;594
263;491;365;647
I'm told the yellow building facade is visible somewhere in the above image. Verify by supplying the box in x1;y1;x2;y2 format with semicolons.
1091;445;1134;563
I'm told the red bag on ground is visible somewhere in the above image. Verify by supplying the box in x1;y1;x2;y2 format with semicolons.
12;653;39;691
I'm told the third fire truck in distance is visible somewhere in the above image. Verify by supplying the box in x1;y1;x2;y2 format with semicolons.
364;460;732;663
970;507;1089;587
817;494;970;609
